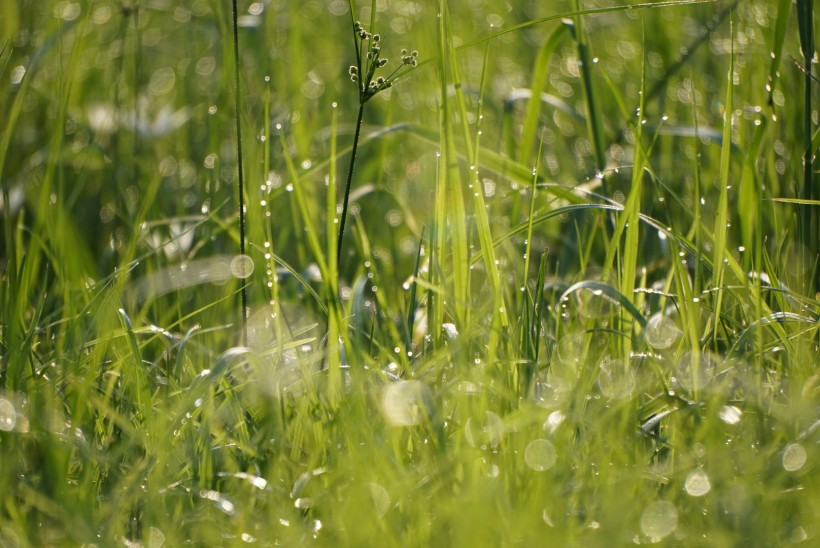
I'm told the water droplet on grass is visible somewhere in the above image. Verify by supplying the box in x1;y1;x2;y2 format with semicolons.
231;254;254;279
465;411;504;449
381;381;430;426
200;490;235;516
719;405;742;425
0;397;16;431
645;313;681;349
640;500;678;540
597;357;636;399
684;469;711;496
674;351;717;391
442;323;458;340
369;483;390;517
557;332;587;366
524;439;557;471
782;443;806;471
544;410;565;433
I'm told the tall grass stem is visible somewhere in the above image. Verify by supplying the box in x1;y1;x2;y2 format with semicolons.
336;103;365;268
231;0;248;344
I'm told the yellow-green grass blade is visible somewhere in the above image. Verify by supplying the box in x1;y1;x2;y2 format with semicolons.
448;16;508;329
711;31;734;344
520;25;567;167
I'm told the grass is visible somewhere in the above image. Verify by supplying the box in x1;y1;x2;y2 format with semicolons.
0;0;818;545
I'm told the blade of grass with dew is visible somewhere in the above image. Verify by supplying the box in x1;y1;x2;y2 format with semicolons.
518;139;543;396
436;0;470;325
405;227;424;357
352;215;407;370
711;29;734;345
523;140;543;293
567;5;605;174
618;49;648;361
258;73;290;348
768;198;820;206
230;0;249;344
520;25;567;167
738;117;767;268
409;0;712;70
327;102;340;293
767;0;791;107
325;101;344;401
115;307;150;418
448;15;508;331
276;129;328;281
591;32;649;359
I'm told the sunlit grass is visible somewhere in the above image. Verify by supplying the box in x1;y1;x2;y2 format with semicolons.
0;0;817;545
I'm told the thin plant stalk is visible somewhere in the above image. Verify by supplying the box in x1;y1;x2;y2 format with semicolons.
797;0;816;292
230;0;248;345
336;102;365;266
336;3;418;270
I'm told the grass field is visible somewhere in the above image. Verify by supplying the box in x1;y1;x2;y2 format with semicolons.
1;0;818;545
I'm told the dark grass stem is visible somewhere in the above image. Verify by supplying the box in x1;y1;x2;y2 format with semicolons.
231;0;248;344
797;0;816;292
336;12;417;270
336;102;365;268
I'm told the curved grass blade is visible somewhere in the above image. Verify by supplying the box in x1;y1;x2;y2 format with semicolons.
559;280;647;329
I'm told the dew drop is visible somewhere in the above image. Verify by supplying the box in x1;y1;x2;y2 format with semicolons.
524;439;557;471
782;443;807;472
674;351;717;391
544;410;565;433
464;411;504;449
597;357;636;399
381;381;430;426
645;313;681;349
442;323;458;340
640;500;678;540
369;483;390;517
719;405;742;425
0;397;16;431
684;469;711;496
231;254;254;279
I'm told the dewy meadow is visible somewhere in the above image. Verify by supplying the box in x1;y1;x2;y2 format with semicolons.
0;0;817;545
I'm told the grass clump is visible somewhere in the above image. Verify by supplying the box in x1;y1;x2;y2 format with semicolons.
0;0;817;546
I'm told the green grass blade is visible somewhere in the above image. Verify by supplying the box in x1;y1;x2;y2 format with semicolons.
797;0;816;292
711;26;734;343
448;18;508;329
276;129;328;280
520;25;567;167
567;9;605;173
767;0;791;106
436;0;469;328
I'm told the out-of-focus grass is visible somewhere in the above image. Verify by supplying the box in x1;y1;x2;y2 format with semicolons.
0;0;817;545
